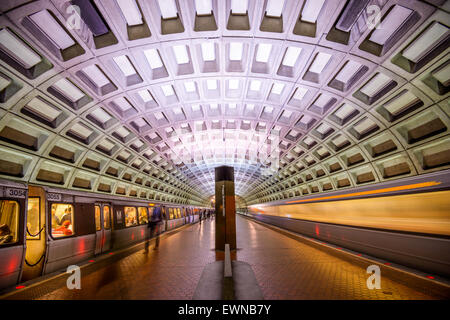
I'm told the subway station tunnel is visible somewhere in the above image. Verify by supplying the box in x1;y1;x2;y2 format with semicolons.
0;0;449;302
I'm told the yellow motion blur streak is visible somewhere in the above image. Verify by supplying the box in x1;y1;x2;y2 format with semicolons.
250;188;450;236
285;181;442;204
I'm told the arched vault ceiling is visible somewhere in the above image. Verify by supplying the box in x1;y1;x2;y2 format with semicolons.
0;0;449;204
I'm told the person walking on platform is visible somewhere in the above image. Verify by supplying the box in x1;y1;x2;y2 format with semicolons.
145;206;162;253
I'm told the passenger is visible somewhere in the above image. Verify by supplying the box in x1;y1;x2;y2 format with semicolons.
0;224;13;244
145;206;162;252
55;207;72;226
55;220;72;236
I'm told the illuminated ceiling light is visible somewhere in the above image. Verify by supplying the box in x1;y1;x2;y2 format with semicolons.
353;118;377;135
72;0;109;36
157;0;178;19
161;84;175;96
265;0;285;18
316;123;331;135
173;45;189;64
271;83;285;95
101;139;115;151
29;10;75;50
293;87;308;100
144;49;163;69
210;103;218;109
116;126;130;138
250;80;262;91
26;98;61;122
383;91;418;116
303;136;315;145
402;22;449;63
334;103;355;119
360;73;391;97
0;74;11;91
90;108;112;123
206;79;218;90
113;97;133;111
334;60;362;83
282;110;292;118
195;0;213;15
201;42;215;61
229;79;239;89
138;89;153;102
71;123;93;139
433;63;450;85
301;0;326;23
282;47;302;67
118;150;131;158
315;94;332;107
229;42;243;61
309;52;332;73
228;103;237;109
0;28;41;69
113;55;136;77
184;81;196;92
154;112;164;120
231;0;248;14
52;78;85;102
255;43;272;63
369;5;413;45
81;65;110;87
173;107;183;114
300;114;313;124
335;0;370;32
116;0;143;26
264;106;273;113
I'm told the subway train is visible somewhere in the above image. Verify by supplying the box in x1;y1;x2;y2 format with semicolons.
0;179;212;291
245;171;450;278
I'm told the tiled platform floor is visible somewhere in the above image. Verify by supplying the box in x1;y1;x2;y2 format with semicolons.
2;216;448;300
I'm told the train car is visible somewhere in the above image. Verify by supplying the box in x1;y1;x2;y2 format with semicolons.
164;205;187;231
0;180;27;291
246;173;450;277
0;180;205;291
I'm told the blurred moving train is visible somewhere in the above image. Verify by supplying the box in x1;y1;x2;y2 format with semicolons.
245;172;450;278
0;179;213;291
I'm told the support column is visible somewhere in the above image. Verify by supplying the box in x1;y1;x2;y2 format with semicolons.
215;166;236;251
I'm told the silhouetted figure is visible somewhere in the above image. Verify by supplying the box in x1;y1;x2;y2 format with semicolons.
147;206;162;250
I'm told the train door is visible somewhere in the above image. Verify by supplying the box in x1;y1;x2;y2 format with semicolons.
94;204;112;255
94;205;102;255
102;205;112;252
21;186;46;282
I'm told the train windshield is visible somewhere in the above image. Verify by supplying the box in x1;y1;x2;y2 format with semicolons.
0;200;19;245
51;204;74;238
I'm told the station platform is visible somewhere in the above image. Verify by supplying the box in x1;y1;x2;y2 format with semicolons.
1;215;449;300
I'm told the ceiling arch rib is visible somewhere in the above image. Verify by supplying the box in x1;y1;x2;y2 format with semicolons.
0;0;449;205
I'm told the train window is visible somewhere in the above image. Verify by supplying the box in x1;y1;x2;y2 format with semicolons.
148;207;154;219
103;206;111;229
124;207;137;227
169;208;174;219
0;200;19;245
27;198;40;240
51;203;74;238
177;208;181;218
138;207;148;225
95;205;101;231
